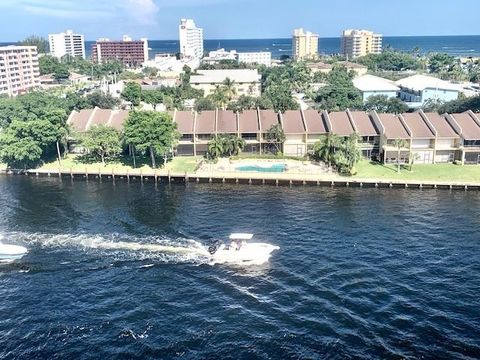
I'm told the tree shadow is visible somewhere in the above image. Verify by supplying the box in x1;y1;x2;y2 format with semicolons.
368;160;406;174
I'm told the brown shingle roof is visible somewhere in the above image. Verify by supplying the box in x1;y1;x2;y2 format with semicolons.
302;110;327;134
238;110;260;133
259;110;279;131
282;110;305;134
195;110;216;134
90;109;111;128
401;113;435;139
451;113;480;140
424;113;458;138
378;113;410;139
349;111;379;136
68;109;93;132
329;111;355;136
110;110;128;131
217;110;237;133
174;111;195;134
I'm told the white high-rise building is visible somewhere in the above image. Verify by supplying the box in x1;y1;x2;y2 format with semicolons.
0;46;40;97
49;30;86;59
179;19;204;59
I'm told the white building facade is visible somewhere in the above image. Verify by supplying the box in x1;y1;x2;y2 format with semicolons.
179;19;204;59
190;69;262;97
237;52;272;67
0;46;40;97
48;30;86;59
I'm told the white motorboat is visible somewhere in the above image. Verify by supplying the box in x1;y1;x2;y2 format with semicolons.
208;233;279;265
0;241;28;262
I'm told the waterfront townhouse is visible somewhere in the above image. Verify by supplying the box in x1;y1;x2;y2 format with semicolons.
190;69;262;98
447;111;480;164
400;112;436;164
420;111;461;163
353;74;400;103
373;112;411;164
302;109;329;154
238;110;261;153
348;111;381;159
396;75;459;108
280;110;307;156
258;110;281;153
173;110;195;156
194;110;216;156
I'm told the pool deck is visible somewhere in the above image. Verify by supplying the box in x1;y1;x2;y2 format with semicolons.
2;167;480;190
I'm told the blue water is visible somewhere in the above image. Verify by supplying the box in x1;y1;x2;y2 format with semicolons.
1;176;480;358
235;163;286;173
3;35;480;59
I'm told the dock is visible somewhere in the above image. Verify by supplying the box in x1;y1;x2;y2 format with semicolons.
1;167;479;191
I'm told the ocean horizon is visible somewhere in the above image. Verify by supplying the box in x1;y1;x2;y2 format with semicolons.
2;35;480;59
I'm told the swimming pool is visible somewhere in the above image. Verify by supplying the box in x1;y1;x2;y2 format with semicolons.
235;163;286;173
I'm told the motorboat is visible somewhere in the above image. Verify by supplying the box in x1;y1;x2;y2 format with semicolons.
0;241;28;262
208;233;279;265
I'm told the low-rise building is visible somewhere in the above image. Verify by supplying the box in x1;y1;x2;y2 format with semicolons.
400;112;436;164
281;110;307;156
353;74;400;102
203;49;237;64
0;45;40;97
303;109;328;153
237;52;272;67
348;110;381;159
190;69;262;97
447;111;480;164
373;112;412;164
396;74;459;108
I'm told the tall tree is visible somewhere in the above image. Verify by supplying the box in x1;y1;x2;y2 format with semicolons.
265;124;286;154
123;111;179;168
81;125;122;166
121;82;142;107
391;139;409;173
141;90;163;110
363;95;409;114
19;35;49;54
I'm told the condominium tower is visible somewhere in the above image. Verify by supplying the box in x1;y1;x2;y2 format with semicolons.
292;28;319;60
0;46;40;97
91;36;149;67
341;29;382;59
179;19;204;59
48;30;86;59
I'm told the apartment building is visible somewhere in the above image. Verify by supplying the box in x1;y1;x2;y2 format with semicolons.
190;69;262;97
237;52;272;67
92;36;149;67
179;19;204;59
341;29;382;59
67;108;480;165
292;28;319;60
0;46;40;97
49;30;85;59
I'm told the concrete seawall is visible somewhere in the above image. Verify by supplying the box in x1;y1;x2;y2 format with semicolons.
1;168;479;191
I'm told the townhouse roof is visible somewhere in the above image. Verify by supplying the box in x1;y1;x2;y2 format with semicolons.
258;110;279;131
450;112;480;140
353;74;400;92
109;110;129;131
174;111;195;134
349;111;379;136
238;110;260;133
401;112;435;139
377;113;410;139
395;74;459;92
68;109;93;132
195;110;216;134
424;112;459;138
91;109;112;127
302;110;328;134
328;111;355;136
217;110;238;133
190;69;261;84
282;110;305;134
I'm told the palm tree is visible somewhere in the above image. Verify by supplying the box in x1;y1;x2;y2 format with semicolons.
211;86;229;109
222;77;237;101
391;139;409;173
207;137;223;159
231;136;246;155
344;133;361;174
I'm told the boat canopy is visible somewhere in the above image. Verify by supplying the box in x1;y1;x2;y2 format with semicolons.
229;233;253;240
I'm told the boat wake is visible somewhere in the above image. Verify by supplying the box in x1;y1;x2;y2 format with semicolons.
0;232;278;266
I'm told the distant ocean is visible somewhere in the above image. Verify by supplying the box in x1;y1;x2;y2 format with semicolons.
2;35;480;59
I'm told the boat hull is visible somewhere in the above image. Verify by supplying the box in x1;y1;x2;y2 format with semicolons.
0;244;28;262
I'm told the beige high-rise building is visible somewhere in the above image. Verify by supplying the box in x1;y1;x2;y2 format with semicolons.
0;46;40;97
341;29;382;59
292;28;319;60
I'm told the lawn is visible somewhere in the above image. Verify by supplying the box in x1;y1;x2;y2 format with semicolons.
39;155;201;174
353;160;480;182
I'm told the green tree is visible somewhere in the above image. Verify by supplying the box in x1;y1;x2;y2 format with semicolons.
54;65;70;81
86;91;120;109
227;95;256;112
19;35;49;54
141;90;163;110
123;111;179;168
364;95;409;114
81;125;122;166
312;133;341;166
315;66;362;111
39;55;61;75
222;78;237;101
429;53;456;74
356;50;421;71
210;86;229;109
265;124;286;154
207;137;224;160
0;97;26;128
195;97;216;112
0;119;57;169
121;82;142;107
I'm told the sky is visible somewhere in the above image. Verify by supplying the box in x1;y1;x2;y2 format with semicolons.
1;0;479;41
